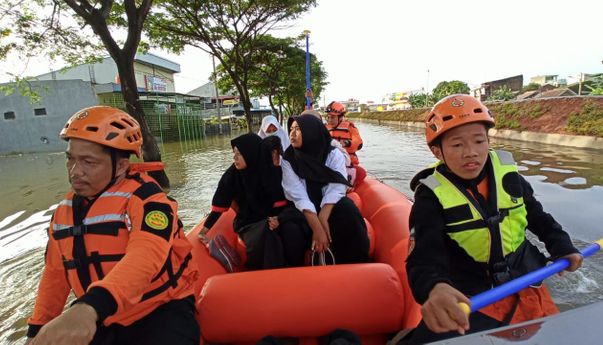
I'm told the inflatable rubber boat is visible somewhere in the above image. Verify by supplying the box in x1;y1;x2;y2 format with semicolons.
186;177;422;344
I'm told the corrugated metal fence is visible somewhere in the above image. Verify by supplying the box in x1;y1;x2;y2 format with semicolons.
98;94;237;143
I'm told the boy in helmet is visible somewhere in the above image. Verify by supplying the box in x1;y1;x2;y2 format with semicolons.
404;94;582;343
26;106;199;345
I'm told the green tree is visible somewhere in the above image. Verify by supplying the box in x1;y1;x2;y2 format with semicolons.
214;36;327;120
432;80;470;102
249;35;327;118
276;47;327;117
408;93;434;108
585;75;603;95
488;85;516;101
148;0;317;131
1;0;170;187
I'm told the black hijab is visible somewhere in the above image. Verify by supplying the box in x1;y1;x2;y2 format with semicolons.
231;133;262;189
220;134;286;227
283;114;350;210
260;135;286;203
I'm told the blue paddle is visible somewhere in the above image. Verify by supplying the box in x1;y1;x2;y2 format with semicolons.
459;238;603;314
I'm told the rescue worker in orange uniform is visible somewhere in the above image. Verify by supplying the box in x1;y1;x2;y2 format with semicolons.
325;101;363;166
403;94;583;344
25;106;199;345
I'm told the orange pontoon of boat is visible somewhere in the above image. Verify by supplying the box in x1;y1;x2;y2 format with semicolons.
186;178;421;344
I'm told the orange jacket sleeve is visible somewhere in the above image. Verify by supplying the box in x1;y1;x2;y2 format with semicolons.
348;122;363;152
27;228;72;333
87;192;176;316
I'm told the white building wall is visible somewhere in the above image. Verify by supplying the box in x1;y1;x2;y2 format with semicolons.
37;58;118;84
134;62;176;92
35;53;179;92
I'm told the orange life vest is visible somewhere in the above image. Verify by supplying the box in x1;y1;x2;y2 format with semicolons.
473;176;558;324
479;284;559;324
326;120;363;166
29;172;197;327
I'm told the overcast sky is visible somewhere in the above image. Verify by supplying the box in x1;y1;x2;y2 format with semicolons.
2;0;602;105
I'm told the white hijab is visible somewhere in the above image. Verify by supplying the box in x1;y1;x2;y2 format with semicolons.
258;115;290;150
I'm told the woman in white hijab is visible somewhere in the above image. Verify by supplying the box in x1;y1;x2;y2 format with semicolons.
258;115;290;150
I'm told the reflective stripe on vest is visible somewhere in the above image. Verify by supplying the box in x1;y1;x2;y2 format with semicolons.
419;150;528;263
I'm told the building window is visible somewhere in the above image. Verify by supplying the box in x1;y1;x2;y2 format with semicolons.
4;111;15;120
34;108;47;116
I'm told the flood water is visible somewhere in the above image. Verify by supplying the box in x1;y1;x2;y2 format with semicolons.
1;121;602;344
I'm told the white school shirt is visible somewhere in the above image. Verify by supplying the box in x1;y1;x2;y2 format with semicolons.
281;148;348;214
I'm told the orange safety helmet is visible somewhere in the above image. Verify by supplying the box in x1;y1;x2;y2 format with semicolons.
425;94;495;146
326;101;346;116
60;106;143;157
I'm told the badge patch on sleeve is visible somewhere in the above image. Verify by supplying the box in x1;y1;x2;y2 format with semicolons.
142;202;174;241
145;211;169;230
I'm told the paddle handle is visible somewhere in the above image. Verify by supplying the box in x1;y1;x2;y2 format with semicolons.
459;239;603;314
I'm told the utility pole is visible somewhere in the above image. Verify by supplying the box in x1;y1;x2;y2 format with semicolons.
212;55;223;134
212;55;221;118
304;30;312;110
578;72;583;96
426;69;430;106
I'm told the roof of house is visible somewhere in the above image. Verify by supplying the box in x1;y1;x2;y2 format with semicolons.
535;88;577;98
516;90;540;100
482;74;523;86
187;81;237;98
134;53;181;73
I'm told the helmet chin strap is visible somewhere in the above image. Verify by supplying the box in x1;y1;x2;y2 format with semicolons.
90;150;119;200
438;144;448;166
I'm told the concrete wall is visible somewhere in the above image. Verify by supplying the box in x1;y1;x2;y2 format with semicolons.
0;80;99;154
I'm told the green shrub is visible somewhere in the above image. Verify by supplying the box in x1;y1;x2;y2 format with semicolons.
567;101;603;136
524;102;549;119
489;103;522;129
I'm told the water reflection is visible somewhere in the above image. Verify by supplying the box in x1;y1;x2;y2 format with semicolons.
495;140;603;189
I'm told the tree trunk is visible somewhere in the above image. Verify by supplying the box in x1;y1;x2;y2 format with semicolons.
278;104;284;124
232;81;253;133
115;55;170;189
268;94;279;122
242;97;253;133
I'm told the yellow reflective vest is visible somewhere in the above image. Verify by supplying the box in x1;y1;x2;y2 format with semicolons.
419;150;527;264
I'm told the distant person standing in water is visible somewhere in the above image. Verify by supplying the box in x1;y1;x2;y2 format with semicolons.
26;106;199;345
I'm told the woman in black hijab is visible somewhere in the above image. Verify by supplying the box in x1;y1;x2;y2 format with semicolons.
201;133;309;270
282;114;369;264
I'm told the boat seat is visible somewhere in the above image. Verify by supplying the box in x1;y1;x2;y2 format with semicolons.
198;263;406;343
